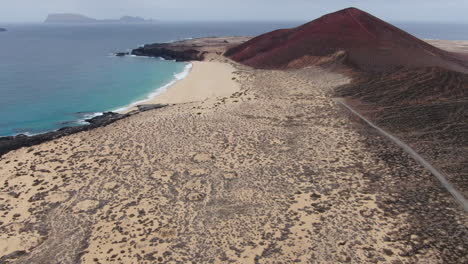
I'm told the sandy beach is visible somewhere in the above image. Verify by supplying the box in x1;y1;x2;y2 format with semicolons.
123;61;240;113
0;38;467;264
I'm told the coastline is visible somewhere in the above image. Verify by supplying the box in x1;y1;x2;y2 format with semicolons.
119;61;240;113
0;59;240;157
1;37;467;263
112;62;193;113
0;60;192;138
0;37;242;157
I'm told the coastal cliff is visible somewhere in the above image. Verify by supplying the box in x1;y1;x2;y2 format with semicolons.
131;44;204;61
128;37;250;61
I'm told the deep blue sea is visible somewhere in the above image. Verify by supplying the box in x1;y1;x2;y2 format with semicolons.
0;21;466;136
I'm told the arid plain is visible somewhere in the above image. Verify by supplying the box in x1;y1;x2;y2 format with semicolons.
0;37;467;264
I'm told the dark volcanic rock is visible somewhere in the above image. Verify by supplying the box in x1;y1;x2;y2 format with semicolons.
0;107;168;157
0;112;128;157
83;112;124;125
136;104;168;112
0;250;27;262
131;42;205;61
115;52;129;57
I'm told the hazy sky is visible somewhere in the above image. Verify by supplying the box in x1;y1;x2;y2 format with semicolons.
2;0;468;23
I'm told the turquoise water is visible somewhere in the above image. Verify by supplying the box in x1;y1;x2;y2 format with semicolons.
0;56;187;135
0;25;191;136
0;22;302;136
0;22;465;136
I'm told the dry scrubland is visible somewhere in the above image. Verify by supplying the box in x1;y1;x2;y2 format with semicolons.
0;38;467;263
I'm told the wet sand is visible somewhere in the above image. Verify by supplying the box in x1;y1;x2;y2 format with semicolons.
0;38;467;263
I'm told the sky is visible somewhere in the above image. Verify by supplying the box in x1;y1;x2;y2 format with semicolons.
1;0;468;23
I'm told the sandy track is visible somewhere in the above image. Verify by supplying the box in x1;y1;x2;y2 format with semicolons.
336;98;468;211
0;55;467;263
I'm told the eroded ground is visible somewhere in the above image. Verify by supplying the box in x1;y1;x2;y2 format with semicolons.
0;52;467;263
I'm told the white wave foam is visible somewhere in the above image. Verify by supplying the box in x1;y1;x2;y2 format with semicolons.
112;63;193;113
13;131;38;137
126;54;166;60
175;63;192;80
76;112;103;125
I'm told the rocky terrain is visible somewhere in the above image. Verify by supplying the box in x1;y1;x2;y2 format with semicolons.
336;66;468;198
130;37;250;61
0;105;167;157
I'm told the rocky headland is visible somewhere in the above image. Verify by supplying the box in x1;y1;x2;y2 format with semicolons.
129;36;249;61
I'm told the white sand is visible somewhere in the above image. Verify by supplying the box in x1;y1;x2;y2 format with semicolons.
122;61;239;113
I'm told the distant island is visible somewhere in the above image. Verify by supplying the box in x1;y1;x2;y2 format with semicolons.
44;13;156;24
0;28;6;32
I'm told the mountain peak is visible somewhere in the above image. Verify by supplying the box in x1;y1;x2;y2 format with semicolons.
226;8;468;73
342;7;366;13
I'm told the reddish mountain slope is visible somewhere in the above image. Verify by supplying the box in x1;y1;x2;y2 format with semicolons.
335;67;468;195
226;8;468;73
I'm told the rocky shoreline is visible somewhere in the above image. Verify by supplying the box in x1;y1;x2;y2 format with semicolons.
1;37;249;158
116;37;250;61
131;43;205;61
0;104;167;157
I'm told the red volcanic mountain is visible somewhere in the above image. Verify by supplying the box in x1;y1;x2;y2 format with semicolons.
226;8;468;73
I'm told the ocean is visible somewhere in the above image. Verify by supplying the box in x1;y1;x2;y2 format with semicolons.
0;21;466;136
